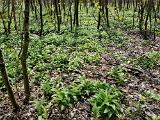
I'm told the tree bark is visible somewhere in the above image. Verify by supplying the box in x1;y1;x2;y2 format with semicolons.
54;0;60;31
105;0;109;27
74;0;79;27
38;0;43;37
97;0;102;29
69;0;73;31
0;49;19;110
20;0;30;103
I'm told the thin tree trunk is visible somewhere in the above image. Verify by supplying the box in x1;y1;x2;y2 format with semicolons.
20;0;30;103
69;0;73;31
97;0;102;29
105;0;109;27
38;0;43;37
74;0;79;27
54;0;60;31
144;11;149;39
0;49;19;110
58;0;62;24
139;2;144;33
153;9;157;40
7;0;12;34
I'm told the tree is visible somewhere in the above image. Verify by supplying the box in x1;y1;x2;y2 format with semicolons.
54;0;61;31
97;0;102;29
69;0;73;31
105;0;109;27
20;0;30;103
38;0;43;37
0;49;19;110
74;0;79;27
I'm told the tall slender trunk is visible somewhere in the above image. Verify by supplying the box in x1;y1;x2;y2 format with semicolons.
139;1;144;33
69;0;73;31
97;0;102;29
38;0;43;37
34;2;38;21
149;12;152;33
20;0;30;103
7;0;12;34
74;0;79;27
153;8;157;40
58;0;62;24
144;11;149;39
17;1;23;32
63;0;66;24
54;0;60;31
0;49;19;110
105;0;109;27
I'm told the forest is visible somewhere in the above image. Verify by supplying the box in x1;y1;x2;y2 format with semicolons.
0;0;160;119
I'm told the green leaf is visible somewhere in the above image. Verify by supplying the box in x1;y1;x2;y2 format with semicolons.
38;116;44;120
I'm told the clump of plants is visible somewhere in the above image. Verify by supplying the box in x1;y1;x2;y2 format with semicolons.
108;65;126;85
145;90;160;102
147;51;160;65
107;29;127;44
52;77;122;119
79;41;104;53
136;51;160;69
52;49;69;70
90;89;122;120
84;52;101;65
41;80;54;100
47;35;66;47
146;115;160;120
52;78;100;110
68;56;84;71
32;72;49;85
34;100;48;120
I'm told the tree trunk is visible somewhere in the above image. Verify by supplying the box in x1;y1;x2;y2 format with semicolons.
105;0;109;27
139;1;144;33
97;0;102;29
54;0;60;31
20;0;30;103
0;49;19;110
38;0;43;37
74;0;79;27
58;0;62;24
7;0;12;34
69;0;73;31
144;11;149;39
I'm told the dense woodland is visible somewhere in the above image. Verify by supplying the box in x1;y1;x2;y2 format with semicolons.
0;0;160;119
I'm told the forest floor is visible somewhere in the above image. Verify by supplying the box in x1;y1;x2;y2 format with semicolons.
0;9;160;120
0;30;159;120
